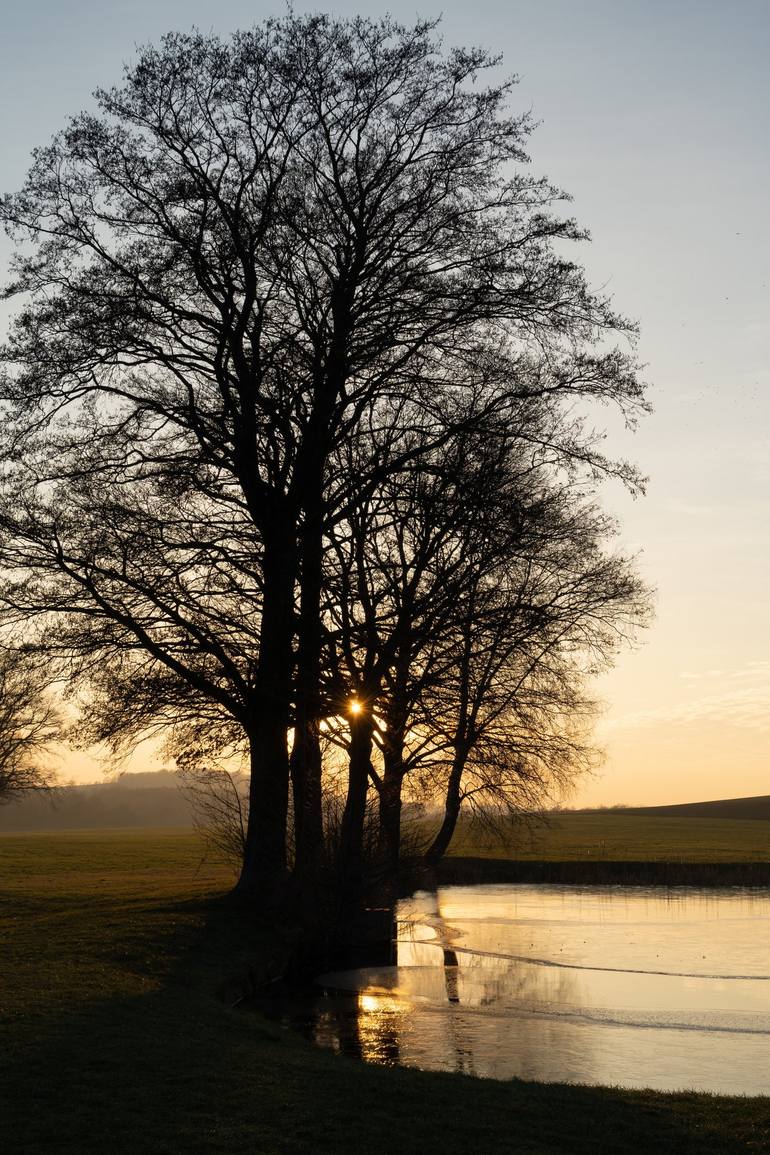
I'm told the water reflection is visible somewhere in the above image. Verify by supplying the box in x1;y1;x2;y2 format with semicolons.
268;884;770;1095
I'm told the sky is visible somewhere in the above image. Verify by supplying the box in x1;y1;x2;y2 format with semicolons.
1;0;768;806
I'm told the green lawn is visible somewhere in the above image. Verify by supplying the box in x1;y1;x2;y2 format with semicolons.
1;828;769;1154
445;810;770;862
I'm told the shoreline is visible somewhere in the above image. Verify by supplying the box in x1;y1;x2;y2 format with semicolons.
4;828;769;1153
430;856;770;888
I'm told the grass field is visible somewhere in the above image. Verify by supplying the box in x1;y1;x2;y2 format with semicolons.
444;810;770;863
2;828;770;1154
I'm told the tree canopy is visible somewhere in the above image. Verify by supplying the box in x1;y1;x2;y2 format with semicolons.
0;14;650;911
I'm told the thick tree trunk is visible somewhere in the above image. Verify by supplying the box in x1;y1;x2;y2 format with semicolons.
235;526;295;900
339;710;374;898
237;720;291;900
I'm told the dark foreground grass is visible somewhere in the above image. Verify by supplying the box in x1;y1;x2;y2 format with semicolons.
2;829;769;1155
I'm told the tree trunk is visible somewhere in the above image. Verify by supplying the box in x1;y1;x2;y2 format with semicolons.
237;720;291;900
339;710;374;899
426;618;473;866
378;649;410;884
378;726;405;883
290;720;322;872
235;526;295;900
425;747;467;866
291;490;325;894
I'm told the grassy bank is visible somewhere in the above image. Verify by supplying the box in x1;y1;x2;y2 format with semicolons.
2;829;770;1154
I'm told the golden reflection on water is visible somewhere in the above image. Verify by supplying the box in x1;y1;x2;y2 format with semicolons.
307;885;770;1095
354;991;408;1065
359;991;406;1015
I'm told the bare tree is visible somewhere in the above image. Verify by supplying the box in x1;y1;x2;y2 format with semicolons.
320;407;650;885
419;499;648;863
0;14;647;906
0;649;59;802
177;762;249;866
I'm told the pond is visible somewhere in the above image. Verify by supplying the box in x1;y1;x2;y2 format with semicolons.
267;884;770;1095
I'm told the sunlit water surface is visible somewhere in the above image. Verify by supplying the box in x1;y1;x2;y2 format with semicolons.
270;885;770;1094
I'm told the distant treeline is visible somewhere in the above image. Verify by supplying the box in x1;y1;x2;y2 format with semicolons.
0;773;193;831
4;784;770;835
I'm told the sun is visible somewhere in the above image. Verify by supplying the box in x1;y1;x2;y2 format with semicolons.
349;699;363;716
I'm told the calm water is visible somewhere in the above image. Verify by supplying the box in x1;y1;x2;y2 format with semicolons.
270;884;770;1095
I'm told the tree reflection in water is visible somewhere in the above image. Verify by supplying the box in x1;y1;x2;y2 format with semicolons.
259;885;770;1094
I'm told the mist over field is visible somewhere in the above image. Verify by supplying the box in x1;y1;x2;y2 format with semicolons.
4;768;770;836
0;771;194;831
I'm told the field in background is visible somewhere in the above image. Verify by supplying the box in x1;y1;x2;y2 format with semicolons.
4;804;769;872
444;810;770;863
2;828;769;1154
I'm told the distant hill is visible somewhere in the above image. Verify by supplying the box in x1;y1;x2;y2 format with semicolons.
581;796;770;821
4;779;770;833
111;770;181;790
0;772;194;832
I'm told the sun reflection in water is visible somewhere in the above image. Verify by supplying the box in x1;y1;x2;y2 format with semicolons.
358;989;407;1016
356;989;408;1064
282;885;770;1095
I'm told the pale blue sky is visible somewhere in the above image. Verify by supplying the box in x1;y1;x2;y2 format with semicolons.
2;1;769;804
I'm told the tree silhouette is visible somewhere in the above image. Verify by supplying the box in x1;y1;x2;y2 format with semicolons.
320;404;648;890
0;14;648;908
0;650;59;802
